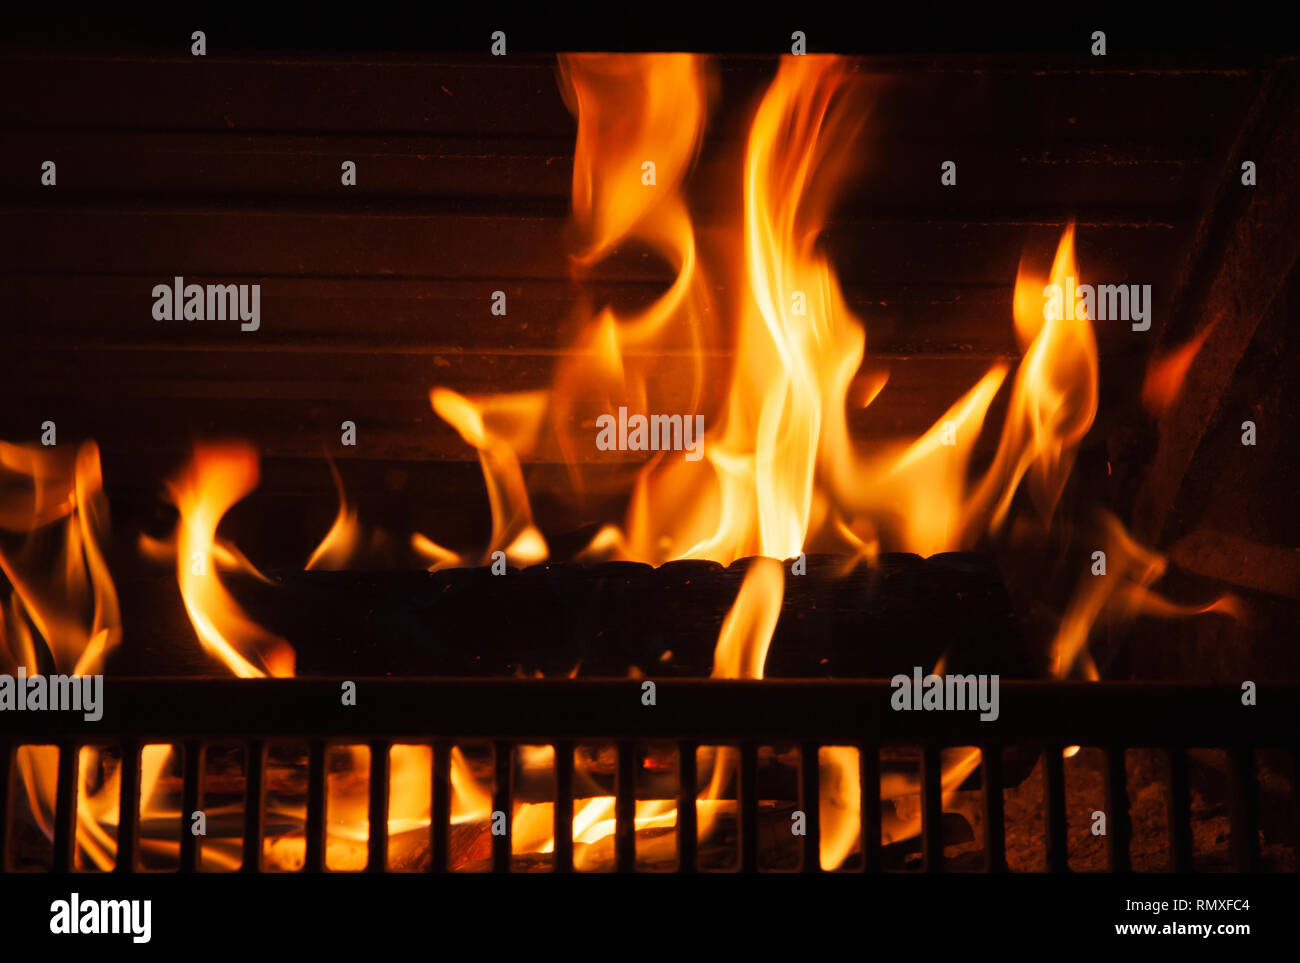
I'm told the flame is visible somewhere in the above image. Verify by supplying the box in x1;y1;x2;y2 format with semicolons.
963;224;1099;538
0;442;121;675
548;54;718;509
162;443;294;679
1142;318;1217;416
429;58;1120;868
421;388;549;566
1052;511;1240;679
304;459;359;570
0;441;127;869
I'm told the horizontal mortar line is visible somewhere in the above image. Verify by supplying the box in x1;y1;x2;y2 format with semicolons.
0;52;1261;75
0;207;1185;230
0;53;569;67
0;204;572;218
0;273;635;285
0;271;1017;291
0;125;575;139
0;150;577;161
0;132;1222;151
0;270;657;284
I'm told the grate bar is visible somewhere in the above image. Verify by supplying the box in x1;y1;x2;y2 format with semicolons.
304;740;327;872
115;740;140;873
1043;746;1068;872
981;745;1006;872
676;740;697;872
616;740;637;872
52;742;77;871
739;743;758;873
800;742;820;873
492;740;510;873
553;740;574;873
860;745;882;872
368;741;389;872
179;740;202;873
5;679;1297;743
921;744;944;872
430;739;451;873
242;739;264;873
1168;748;1193;872
1228;746;1260;872
1105;745;1131;872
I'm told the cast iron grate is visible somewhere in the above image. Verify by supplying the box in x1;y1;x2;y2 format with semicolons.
1;679;1296;873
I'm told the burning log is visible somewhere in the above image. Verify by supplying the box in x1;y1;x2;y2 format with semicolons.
112;552;1039;679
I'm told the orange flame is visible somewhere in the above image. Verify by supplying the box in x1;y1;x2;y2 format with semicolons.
1;440;126;869
0;441;121;675
421;388;549;567
425;56;1123;867
1052;511;1241;679
1142;318;1217;416
305;459;359;571
963;224;1099;539
161;442;294;679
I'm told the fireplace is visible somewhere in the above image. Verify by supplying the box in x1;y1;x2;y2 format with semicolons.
2;17;1299;936
4;677;1299;877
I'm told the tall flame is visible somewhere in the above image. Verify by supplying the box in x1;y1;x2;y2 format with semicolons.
963;224;1099;538
1;440;124;868
0;441;121;675
162;442;294;679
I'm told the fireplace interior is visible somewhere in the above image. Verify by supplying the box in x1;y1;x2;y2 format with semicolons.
1;45;1298;875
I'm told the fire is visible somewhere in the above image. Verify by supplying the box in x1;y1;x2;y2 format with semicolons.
0;441;120;675
161;442;294;679
459;55;1217;868
1;441;125;869
304;459;360;571
416;388;549;568
2;53;1245;875
1052;511;1240;679
1142;318;1218;416
963;224;1099;539
154;447;441;870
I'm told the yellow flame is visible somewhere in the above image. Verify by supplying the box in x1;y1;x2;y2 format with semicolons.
424;388;549;566
963;224;1099;539
163;442;294;679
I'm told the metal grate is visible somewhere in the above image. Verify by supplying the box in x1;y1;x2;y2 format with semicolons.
1;679;1297;873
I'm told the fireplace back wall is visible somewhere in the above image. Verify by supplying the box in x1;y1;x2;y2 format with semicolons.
1;50;1298;682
